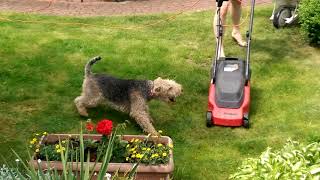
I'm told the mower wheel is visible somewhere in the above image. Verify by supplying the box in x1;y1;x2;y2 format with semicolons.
243;119;249;128
206;112;213;127
273;6;293;28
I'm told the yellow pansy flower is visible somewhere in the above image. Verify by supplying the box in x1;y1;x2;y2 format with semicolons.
56;149;61;153
43;132;48;135
142;147;147;151
126;157;129;161
136;154;142;159
32;138;37;142
35;149;40;153
55;145;60;149
30;141;35;144
162;153;167;157
61;141;66;144
146;148;151;151
131;154;136;158
151;154;159;158
157;144;163;147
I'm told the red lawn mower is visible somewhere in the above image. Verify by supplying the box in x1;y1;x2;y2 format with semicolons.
206;0;255;128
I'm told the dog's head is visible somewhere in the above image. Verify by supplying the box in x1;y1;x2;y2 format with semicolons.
152;77;183;103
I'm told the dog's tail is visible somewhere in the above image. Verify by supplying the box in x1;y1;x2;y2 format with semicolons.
85;56;102;77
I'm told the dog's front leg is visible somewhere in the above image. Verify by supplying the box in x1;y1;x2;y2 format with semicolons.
129;91;159;136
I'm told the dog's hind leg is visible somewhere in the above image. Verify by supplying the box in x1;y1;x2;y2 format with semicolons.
74;95;102;117
129;91;159;136
75;77;104;117
74;96;89;117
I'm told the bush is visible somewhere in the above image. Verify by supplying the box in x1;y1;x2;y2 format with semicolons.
0;165;20;179
229;139;320;179
299;0;320;45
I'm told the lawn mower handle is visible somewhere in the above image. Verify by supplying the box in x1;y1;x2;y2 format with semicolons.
212;3;224;82
245;0;256;83
212;0;229;82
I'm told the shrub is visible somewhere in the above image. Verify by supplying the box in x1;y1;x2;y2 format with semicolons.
299;0;320;45
0;165;20;179
229;139;320;179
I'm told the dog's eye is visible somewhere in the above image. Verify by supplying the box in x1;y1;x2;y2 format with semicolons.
155;87;161;92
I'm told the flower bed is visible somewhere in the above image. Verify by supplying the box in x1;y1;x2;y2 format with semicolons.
28;120;174;180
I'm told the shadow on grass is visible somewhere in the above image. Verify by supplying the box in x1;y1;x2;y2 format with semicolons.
87;107;129;124
87;107;145;134
249;86;262;118
253;38;295;64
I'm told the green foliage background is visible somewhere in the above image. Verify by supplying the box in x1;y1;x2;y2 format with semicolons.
299;0;320;45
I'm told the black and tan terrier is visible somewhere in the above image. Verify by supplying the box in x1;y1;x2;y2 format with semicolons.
74;57;183;135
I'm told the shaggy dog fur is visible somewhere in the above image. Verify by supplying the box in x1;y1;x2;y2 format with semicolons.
74;57;183;135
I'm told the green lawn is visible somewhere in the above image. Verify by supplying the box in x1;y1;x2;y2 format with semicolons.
0;6;320;179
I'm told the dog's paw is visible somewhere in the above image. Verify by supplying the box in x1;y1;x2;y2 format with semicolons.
79;111;89;117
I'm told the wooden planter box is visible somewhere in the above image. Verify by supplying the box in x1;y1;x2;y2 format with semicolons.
30;134;174;180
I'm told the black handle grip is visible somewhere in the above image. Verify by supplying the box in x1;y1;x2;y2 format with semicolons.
216;0;229;7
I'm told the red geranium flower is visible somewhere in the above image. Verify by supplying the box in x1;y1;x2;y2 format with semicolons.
86;120;95;132
96;119;113;136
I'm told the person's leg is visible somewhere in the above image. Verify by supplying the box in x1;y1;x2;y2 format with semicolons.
230;0;247;47
213;1;230;57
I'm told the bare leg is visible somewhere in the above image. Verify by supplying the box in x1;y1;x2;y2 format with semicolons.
213;1;230;57
230;0;247;47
